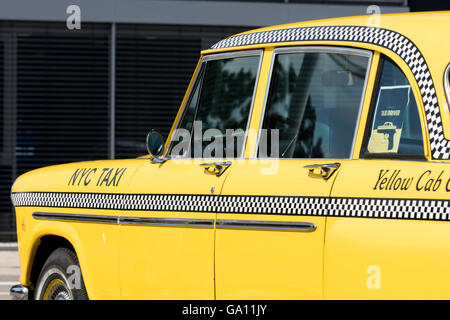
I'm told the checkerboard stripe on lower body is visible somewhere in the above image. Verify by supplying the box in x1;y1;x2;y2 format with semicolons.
11;191;450;222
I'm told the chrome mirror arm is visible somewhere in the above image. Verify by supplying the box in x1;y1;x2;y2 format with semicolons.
150;156;167;164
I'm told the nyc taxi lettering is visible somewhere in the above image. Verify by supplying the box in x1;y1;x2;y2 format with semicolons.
374;169;450;192
68;168;127;187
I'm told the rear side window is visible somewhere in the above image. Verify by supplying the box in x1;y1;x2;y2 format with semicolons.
361;57;424;158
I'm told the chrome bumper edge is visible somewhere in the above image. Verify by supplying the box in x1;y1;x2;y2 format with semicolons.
10;284;29;300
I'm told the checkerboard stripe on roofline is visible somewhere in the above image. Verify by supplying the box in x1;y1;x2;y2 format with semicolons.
211;26;447;160
11;191;450;222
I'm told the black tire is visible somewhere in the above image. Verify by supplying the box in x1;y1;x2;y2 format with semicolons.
34;247;88;300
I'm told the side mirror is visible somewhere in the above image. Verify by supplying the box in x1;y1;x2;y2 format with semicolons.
146;130;166;163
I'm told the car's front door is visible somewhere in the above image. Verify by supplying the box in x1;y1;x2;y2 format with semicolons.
215;46;373;299
119;50;262;298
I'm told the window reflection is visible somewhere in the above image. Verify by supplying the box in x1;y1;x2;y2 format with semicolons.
260;50;369;159
170;54;260;158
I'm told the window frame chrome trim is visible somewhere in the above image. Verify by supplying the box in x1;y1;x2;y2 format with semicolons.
253;45;373;160
164;49;264;159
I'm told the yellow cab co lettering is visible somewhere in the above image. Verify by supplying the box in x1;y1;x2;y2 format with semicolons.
373;169;413;191
373;169;450;192
417;170;444;192
68;167;127;187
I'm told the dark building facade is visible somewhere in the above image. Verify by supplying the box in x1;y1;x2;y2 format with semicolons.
0;0;413;240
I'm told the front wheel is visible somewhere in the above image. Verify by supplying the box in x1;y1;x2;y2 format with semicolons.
34;247;88;300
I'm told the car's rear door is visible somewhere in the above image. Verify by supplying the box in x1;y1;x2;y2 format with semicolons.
215;46;373;299
325;53;450;298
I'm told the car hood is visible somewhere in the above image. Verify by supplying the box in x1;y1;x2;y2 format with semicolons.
11;159;146;194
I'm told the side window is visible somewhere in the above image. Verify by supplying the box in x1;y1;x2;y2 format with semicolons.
170;65;205;152
259;48;370;159
361;57;424;158
178;66;204;135
168;53;261;158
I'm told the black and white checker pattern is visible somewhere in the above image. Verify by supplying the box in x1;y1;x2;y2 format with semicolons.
212;26;447;160
328;197;450;221
11;192;325;215
217;195;327;215
11;191;450;222
11;192;220;212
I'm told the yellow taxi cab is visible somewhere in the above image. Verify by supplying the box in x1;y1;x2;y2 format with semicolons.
9;11;450;300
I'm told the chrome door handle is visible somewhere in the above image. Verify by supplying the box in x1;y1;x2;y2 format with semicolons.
200;161;232;177
303;162;340;180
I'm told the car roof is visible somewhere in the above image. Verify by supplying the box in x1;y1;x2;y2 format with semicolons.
205;11;450;83
215;11;449;47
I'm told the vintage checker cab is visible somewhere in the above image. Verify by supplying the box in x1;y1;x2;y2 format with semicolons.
9;11;450;300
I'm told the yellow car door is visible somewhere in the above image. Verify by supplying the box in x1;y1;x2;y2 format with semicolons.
215;46;373;299
119;50;262;298
325;53;450;299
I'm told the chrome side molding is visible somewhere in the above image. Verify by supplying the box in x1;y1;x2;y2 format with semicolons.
33;212;118;224
33;212;213;228
216;219;316;232
32;211;317;232
120;216;214;228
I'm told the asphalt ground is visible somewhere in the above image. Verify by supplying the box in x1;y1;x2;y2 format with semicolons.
0;243;20;300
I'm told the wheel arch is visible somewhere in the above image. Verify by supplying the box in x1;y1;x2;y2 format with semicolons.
29;235;75;292
25;227;94;299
